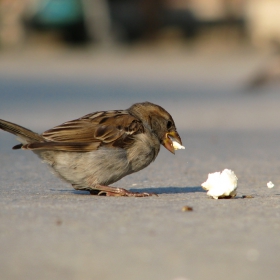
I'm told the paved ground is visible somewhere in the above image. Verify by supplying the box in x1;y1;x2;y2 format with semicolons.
0;45;280;280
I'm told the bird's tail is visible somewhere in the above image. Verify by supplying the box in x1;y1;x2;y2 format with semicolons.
0;119;43;148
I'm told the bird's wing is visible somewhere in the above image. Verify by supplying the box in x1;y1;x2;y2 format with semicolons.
23;110;145;152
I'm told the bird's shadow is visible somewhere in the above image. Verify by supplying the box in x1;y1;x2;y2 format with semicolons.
51;186;204;195
130;186;204;194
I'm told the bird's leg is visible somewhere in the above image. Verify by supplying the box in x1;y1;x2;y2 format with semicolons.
93;185;157;197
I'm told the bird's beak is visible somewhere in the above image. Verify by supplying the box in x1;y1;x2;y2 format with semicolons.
162;131;182;154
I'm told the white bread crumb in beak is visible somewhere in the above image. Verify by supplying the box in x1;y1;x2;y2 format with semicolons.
172;140;185;150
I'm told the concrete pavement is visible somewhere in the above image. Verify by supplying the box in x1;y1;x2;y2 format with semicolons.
0;46;280;280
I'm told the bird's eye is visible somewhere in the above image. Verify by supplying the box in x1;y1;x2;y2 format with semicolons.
167;120;172;129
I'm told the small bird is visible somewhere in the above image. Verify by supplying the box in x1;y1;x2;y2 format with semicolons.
0;102;183;197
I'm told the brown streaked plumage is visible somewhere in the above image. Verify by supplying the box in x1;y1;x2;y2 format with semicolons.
0;102;183;197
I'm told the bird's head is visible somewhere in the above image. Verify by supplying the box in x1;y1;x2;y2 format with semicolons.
128;102;183;154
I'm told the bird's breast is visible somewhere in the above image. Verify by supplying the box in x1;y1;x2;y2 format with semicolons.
127;133;160;173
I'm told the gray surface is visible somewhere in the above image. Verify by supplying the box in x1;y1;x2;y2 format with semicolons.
1;47;280;280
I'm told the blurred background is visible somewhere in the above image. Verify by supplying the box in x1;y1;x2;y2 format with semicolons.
1;0;280;134
2;2;280;280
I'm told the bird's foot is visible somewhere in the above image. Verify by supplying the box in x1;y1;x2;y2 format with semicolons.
90;185;157;197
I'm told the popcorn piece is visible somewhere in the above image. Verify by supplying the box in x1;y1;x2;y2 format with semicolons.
201;169;238;199
172;140;185;150
267;181;274;188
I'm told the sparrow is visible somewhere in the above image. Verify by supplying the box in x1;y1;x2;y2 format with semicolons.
0;102;183;197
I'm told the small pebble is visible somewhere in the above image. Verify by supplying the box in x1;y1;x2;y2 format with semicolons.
242;195;254;199
181;206;193;212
